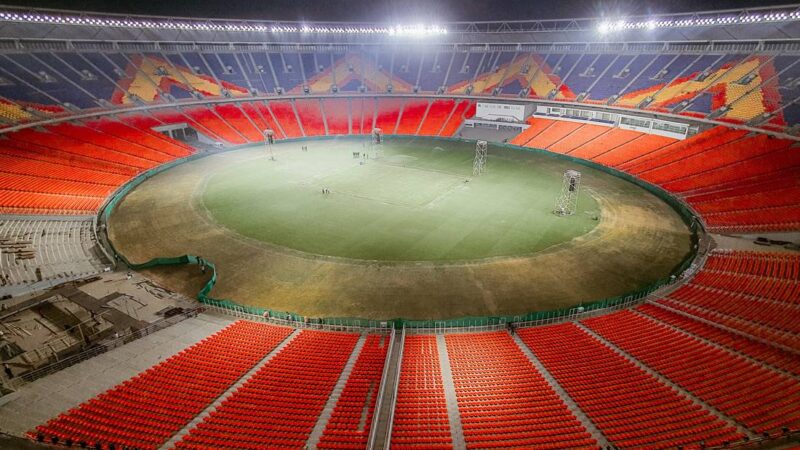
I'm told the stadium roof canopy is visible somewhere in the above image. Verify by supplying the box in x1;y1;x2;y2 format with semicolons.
2;3;800;45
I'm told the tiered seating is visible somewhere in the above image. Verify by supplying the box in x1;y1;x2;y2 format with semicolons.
9;128;155;171
418;99;455;136
508;117;556;146
322;98;351;135
31;321;293;450
0;116;192;213
525;120;583;149
547;123;609;154
267;100;304;138
182;106;248;145
244;102;286;139
84;118;194;159
373;98;405;134
568;128;643;160
213;104;263;142
439;100;475;137
175;330;359;449
318;334;389;449
584;310;800;435
351;97;376;135
395;100;429;135
652;250;800;348
636;303;800;376
518;323;743;449
445;332;595;449
148;108;227;143
49;123;176;164
391;335;453;449
703;250;800;279
0;218;105;287
592;133;676;167
295;98;326;136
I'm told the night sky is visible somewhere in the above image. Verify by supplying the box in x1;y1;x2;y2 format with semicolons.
3;0;796;23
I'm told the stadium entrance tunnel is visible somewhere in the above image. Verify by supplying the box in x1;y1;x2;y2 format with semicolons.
104;136;699;323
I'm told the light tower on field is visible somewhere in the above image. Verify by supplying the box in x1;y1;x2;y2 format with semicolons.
370;128;383;159
473;140;488;176
554;170;581;216
263;129;275;161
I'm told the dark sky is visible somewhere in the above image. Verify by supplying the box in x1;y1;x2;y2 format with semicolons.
3;0;795;23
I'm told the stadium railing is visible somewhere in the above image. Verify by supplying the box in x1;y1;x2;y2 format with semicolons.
95;135;704;331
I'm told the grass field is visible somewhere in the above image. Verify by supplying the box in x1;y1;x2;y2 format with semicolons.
202;139;599;261
109;137;692;320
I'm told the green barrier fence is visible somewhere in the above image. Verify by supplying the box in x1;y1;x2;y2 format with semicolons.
98;136;701;330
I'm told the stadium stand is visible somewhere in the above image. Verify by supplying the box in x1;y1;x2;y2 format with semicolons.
31;321;293;450
174;330;359;449
518;323;745;449
3;7;800;450
391;335;453;449
445;331;596;448
317;334;389;449
584;310;800;435
0;218;105;287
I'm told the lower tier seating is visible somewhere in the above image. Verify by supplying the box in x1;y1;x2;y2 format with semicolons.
584;310;800;435
391;335;453;450
445;331;595;449
518;323;743;449
174;330;359;450
318;334;389;449
31;321;293;450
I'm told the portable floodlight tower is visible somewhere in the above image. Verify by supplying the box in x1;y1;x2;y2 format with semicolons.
263;129;275;161
554;170;581;216
370;128;383;159
473;140;488;176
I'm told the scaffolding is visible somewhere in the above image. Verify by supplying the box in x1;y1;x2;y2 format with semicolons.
263;129;275;161
473;140;488;176
554;170;581;216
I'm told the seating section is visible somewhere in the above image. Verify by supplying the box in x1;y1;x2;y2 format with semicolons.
322;98;351;135
295;98;326;136
636;303;800;376
518;323;743;449
418;99;455;136
391;335;453;449
654;250;800;352
0;118;192;214
267;101;303;138
318;334;389;449
395;100;429;135
584;310;800;435
0;218;105;287
506;116;800;233
1;49;797;130
174;330;359;449
31;321;293;450
445;332;595;448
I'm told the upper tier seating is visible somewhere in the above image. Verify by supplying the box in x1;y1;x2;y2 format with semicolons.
518;323;743;449
0;49;795;130
32;321;293;450
175;330;359;449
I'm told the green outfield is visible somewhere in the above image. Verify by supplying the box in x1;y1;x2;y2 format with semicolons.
109;137;692;320
202;139;599;261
